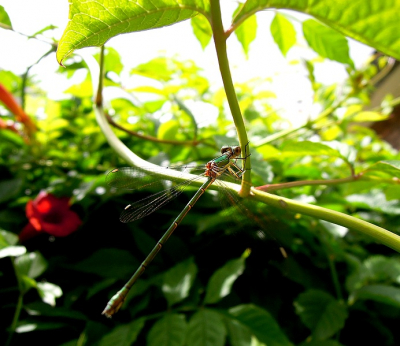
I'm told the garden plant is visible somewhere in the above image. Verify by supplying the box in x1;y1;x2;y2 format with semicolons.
2;0;400;345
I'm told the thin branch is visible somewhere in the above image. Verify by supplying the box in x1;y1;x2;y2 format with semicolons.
256;175;360;192
105;111;213;147
0;22;55;45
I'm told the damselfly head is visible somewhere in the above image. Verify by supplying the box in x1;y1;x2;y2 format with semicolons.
220;145;241;157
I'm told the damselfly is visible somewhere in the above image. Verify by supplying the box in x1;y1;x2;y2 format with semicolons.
102;145;251;317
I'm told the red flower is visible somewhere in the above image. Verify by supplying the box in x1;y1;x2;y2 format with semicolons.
19;191;81;242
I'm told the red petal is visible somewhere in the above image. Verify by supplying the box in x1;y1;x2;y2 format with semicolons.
41;210;81;237
19;222;43;242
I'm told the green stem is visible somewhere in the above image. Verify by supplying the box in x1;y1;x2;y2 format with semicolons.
251;188;400;253
327;252;343;301
6;258;24;346
210;0;251;195
95;46;105;107
6;293;23;346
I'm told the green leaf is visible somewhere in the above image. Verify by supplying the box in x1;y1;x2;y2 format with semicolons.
191;14;212;49
15;322;67;333
349;284;400;308
20;274;36;288
346;190;400;215
36;282;63;306
346;255;400;292
162;258;198;306
0;178;23;204
223;316;253;346
351;111;389;122
0;129;25;146
187;309;227;346
229;304;292;346
147;314;187;346
72;248;138;279
270;13;296;56
158;120;180;141
303;19;354;67
0;229;19;247
99;318;145;346
0;245;26;258
131;57;174;82
95;46;123;75
294;289;348;340
28;25;57;39
232;1;400;60
0;5;12;28
366;160;400;179
204;257;245;304
281;141;341;158
234;5;257;57
57;0;210;64
299;340;344;346
25;302;87;320
15;251;48;279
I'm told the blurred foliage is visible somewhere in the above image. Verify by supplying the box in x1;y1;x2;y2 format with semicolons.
2;3;400;346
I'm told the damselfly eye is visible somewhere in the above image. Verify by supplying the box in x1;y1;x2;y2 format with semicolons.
234;147;241;155
221;146;229;154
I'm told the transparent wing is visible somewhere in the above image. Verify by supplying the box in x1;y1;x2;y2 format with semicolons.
119;174;205;223
106;165;206;191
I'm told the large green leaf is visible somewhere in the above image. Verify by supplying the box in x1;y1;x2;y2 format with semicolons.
57;0;210;64
99;318;145;346
294;289;348;340
349;284;400;308
204;257;245;304
162;258;198;306
187;309;227;346
147;314;187;346
229;304;292;346
270;13;296;57
232;0;400;60
303;19;353;67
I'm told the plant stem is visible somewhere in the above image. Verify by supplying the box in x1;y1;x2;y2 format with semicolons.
256;175;359;192
6;258;24;346
251;188;400;253
210;0;251;195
